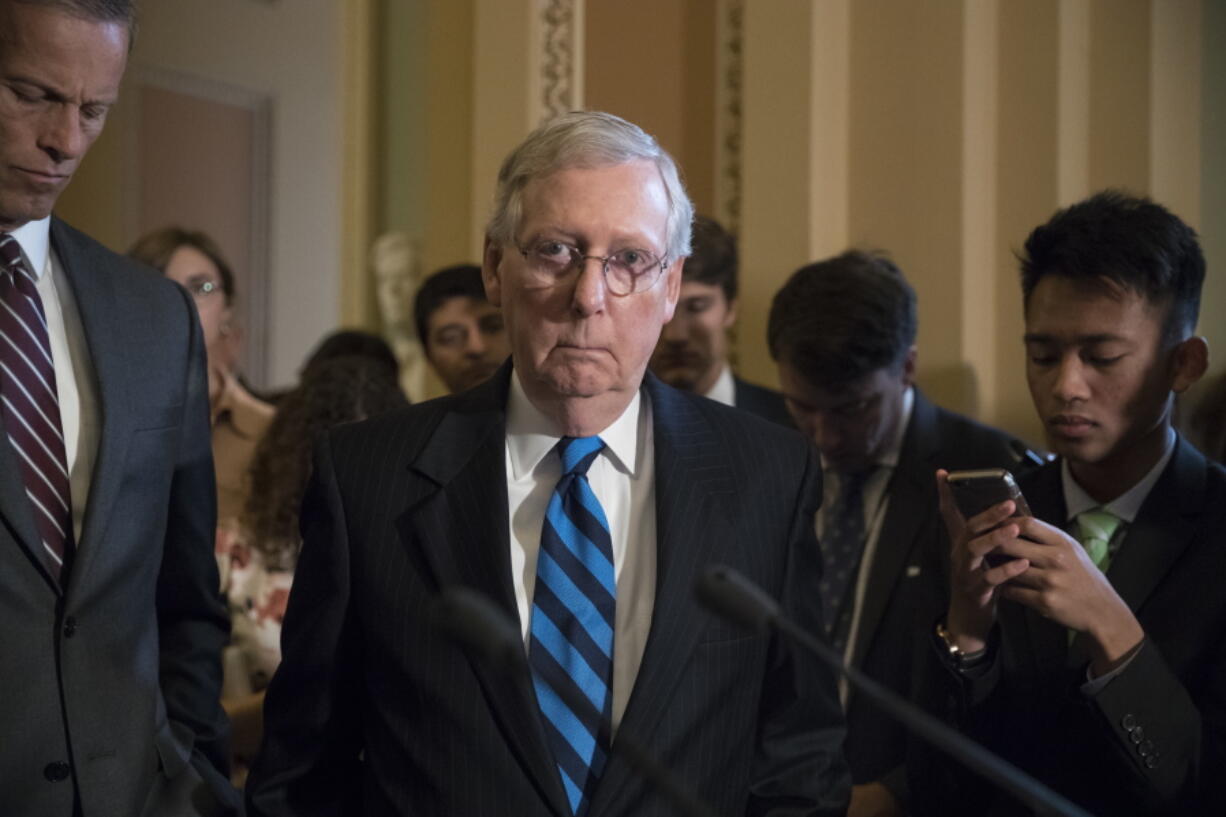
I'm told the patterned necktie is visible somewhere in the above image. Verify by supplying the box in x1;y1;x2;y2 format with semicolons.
0;233;73;582
820;469;870;652
529;436;616;816
1075;508;1122;571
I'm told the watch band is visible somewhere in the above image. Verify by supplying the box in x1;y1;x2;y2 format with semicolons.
935;621;990;670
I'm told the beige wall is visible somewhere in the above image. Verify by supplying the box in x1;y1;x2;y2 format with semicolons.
56;0;354;389
53;0;1224;421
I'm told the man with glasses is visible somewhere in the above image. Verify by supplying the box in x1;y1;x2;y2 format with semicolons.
0;1;236;814
248;111;850;816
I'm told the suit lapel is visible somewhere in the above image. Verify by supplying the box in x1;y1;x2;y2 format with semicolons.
50;219;137;598
1102;437;1200;615
849;393;937;670
397;365;570;817
590;376;737;816
0;412;56;590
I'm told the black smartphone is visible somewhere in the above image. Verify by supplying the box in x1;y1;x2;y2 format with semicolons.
945;469;1031;567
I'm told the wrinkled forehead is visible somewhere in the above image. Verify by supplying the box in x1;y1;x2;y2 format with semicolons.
517;160;671;243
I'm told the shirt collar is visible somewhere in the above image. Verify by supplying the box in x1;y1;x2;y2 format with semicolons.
506;369;643;480
8;217;51;280
703;363;736;407
1061;426;1176;523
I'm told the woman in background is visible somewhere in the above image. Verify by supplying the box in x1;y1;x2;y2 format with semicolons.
219;356;409;781
129;227;275;526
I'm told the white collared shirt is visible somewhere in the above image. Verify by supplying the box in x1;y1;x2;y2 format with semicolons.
702;363;736;408
505;372;657;732
817;386;915;696
8;218;99;544
1061;426;1176;528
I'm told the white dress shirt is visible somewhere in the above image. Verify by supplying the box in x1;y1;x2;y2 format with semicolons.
702;363;736;407
9;218;99;545
505;372;657;731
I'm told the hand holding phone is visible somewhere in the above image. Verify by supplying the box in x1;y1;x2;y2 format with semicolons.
946;469;1031;567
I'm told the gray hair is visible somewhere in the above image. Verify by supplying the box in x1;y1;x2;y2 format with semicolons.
486;111;694;261
13;0;137;40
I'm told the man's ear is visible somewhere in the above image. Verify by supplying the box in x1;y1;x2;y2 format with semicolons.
1171;336;1209;394
481;237;504;307
723;295;739;330
660;256;685;322
901;345;919;387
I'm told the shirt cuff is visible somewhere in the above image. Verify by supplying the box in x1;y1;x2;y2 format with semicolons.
1080;639;1146;696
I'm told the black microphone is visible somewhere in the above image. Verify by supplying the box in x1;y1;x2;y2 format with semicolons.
695;565;1095;817
434;587;720;817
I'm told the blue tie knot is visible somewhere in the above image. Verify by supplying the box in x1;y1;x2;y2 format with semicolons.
558;436;605;477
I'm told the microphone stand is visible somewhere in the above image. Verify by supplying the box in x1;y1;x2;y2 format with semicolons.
695;564;1095;817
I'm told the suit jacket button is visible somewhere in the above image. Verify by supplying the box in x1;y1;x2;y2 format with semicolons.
43;762;70;782
1130;725;1144;744
63;617;77;638
1138;740;1155;757
1145;755;1160;769
1121;713;1137;731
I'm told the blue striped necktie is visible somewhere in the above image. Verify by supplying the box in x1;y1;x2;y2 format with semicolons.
529;435;616;816
0;233;73;582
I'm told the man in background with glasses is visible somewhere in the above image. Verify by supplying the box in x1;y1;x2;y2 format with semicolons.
249;110;850;816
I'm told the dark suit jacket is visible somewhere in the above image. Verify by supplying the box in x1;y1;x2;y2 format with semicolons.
246;364;850;816
733;375;795;429
0;220;235;816
910;436;1226;816
843;391;1029;798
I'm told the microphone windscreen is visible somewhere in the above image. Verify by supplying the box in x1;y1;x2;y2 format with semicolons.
694;564;780;635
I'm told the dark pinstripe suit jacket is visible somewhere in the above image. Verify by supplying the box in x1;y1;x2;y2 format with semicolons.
247;364;850;817
910;437;1226;816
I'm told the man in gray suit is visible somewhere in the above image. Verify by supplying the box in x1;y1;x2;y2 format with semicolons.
0;1;236;814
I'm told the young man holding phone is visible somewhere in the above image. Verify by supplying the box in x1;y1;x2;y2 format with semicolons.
915;192;1225;816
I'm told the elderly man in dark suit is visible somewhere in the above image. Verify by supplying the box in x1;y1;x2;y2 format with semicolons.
247;111;850;817
914;191;1225;816
0;1;235;815
650;214;793;427
767;250;1036;817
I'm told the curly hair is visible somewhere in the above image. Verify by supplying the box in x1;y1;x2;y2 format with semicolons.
240;356;408;569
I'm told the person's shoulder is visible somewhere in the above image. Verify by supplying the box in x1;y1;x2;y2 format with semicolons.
652;376;809;463
326;388;488;464
732;375;795;428
926;397;1038;471
52;217;183;299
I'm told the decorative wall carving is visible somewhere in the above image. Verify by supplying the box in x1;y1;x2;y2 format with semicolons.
716;0;744;234
540;0;582;122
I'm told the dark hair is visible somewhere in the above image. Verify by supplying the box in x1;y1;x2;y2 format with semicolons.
768;249;917;387
413;264;487;348
300;329;399;381
682;215;737;302
15;0;138;39
241;357;408;569
1019;190;1204;341
128;226;237;305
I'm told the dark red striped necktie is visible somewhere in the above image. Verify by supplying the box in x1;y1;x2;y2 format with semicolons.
0;233;74;582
